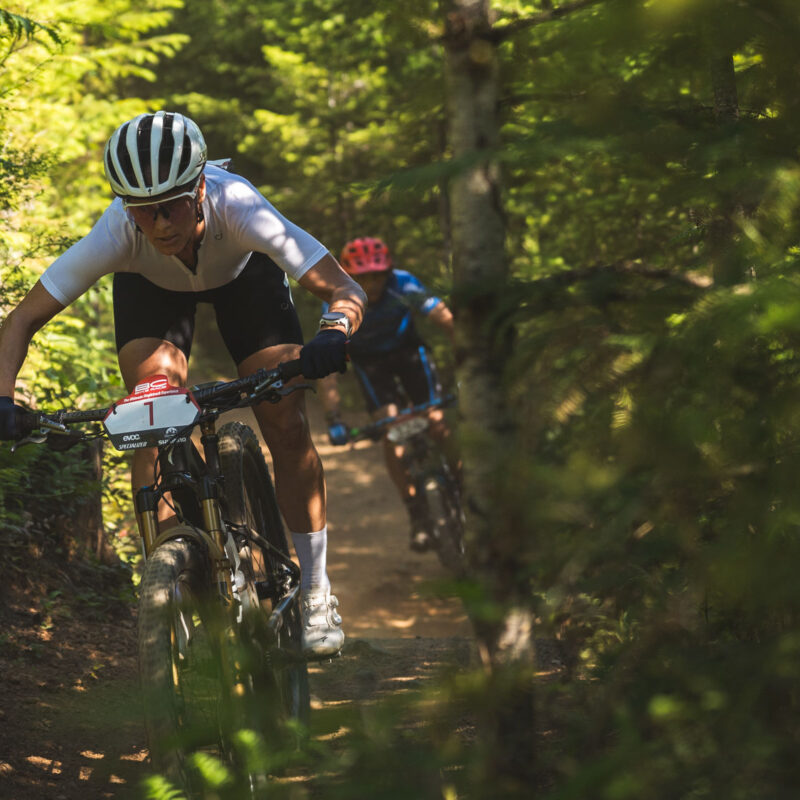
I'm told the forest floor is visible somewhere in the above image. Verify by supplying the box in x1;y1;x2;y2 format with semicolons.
0;331;476;799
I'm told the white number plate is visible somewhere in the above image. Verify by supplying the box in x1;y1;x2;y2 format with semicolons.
103;374;200;451
386;415;429;443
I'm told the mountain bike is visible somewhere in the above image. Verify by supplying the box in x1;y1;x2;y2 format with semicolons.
13;361;311;797
342;394;465;576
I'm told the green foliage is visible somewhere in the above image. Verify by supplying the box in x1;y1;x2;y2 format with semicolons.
134;0;450;294
500;270;800;797
142;773;185;800
0;0;187;570
0;443;97;529
0;6;60;65
474;1;800;792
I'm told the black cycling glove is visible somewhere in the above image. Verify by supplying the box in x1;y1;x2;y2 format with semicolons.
0;396;24;441
299;329;348;379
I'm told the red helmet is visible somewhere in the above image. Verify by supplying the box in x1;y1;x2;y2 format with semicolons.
340;237;392;275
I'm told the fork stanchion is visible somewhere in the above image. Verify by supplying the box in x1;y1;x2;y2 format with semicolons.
135;487;160;557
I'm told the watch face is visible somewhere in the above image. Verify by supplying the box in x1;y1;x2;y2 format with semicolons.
321;312;350;334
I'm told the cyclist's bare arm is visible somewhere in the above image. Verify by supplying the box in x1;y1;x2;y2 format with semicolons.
0;280;65;396
297;253;366;335
428;300;455;343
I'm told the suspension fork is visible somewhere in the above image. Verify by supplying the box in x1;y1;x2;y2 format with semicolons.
134;478;230;590
134;418;234;599
197;417;234;599
135;485;160;557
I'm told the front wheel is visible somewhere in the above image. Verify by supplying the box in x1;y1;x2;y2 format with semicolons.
138;537;218;792
218;422;310;738
424;460;466;578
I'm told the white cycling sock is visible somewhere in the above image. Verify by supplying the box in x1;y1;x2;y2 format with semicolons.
290;526;330;594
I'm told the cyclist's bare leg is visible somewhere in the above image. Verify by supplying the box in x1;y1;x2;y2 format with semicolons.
238;343;325;534
377;404;451;550
373;403;415;500
118;337;188;528
239;344;344;656
377;406;453;498
423;407;461;482
377;404;456;500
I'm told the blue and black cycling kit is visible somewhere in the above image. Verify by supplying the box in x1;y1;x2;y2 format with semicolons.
326;270;440;360
324;269;443;411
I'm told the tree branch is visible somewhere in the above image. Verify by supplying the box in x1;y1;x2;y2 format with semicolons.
530;261;712;291
487;0;605;42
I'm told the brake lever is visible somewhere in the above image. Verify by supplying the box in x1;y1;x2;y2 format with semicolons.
11;417;78;453
11;431;49;452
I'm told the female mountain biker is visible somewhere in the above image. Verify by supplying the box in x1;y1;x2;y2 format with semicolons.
319;236;455;552
0;110;366;658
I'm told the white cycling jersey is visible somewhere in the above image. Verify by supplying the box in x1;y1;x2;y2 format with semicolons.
40;164;328;306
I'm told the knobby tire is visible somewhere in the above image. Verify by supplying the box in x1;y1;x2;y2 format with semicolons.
425;456;467;578
218;422;310;747
138;538;217;794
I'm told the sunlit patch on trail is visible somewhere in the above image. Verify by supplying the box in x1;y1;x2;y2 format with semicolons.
315;725;353;741
120;749;149;761
383;615;417;629
24;755;62;774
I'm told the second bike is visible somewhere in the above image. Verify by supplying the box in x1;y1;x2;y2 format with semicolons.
339;394;465;576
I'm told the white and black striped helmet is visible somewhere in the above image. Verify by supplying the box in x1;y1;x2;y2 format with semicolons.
103;111;207;200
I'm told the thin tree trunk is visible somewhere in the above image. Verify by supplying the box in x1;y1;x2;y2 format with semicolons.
711;50;739;123
708;46;744;285
443;1;536;794
72;439;117;566
436;117;453;266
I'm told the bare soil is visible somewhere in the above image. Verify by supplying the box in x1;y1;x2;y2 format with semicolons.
0;394;474;799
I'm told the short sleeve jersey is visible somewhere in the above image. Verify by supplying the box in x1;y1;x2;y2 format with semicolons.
40;164;328;306
325;269;441;360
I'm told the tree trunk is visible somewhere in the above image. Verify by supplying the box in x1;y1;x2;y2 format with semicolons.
436;117;453;266
443;1;536;794
72;439;118;566
708;45;744;286
710;50;739;124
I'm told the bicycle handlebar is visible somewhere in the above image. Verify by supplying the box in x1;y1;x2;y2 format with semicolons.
17;358;306;441
345;393;457;443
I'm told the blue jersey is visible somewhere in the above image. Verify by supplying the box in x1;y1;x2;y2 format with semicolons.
324;269;441;360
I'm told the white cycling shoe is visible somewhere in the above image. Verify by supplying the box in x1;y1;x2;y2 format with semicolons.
301;588;345;659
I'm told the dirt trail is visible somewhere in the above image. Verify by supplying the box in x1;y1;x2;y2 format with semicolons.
0;387;473;799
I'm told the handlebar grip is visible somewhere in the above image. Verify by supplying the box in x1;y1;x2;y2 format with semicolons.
17;411;40;438
278;359;304;381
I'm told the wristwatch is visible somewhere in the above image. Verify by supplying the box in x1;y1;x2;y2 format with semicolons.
319;310;352;337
